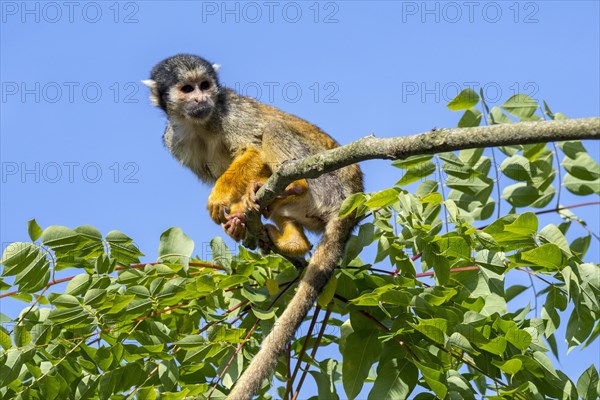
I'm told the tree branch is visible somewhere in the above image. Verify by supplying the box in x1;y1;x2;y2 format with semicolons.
244;117;600;248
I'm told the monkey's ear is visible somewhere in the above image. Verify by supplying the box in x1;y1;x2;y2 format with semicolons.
141;79;160;106
141;79;157;89
212;64;221;72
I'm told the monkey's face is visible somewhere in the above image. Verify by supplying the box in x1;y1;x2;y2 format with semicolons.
168;77;218;122
145;54;222;124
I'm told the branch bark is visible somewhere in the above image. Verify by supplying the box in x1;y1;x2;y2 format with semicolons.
243;117;600;248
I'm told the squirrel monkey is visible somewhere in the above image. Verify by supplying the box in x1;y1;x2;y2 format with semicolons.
144;54;363;400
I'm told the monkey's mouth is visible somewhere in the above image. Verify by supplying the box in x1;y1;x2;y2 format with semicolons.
185;104;213;120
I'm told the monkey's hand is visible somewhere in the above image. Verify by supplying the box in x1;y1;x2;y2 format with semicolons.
223;212;246;242
207;191;236;224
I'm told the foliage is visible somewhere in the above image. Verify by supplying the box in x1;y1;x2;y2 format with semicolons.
1;93;599;399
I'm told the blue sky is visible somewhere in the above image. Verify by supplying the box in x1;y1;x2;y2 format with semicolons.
1;0;599;397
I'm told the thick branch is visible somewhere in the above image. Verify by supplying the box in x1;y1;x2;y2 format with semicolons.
243;117;600;248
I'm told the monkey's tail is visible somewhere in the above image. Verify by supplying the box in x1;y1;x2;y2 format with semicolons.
227;216;356;400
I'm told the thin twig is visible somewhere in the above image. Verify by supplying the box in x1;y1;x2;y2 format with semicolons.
287;307;321;398
292;307;332;400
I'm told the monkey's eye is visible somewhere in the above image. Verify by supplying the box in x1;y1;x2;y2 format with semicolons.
181;85;194;93
199;81;211;91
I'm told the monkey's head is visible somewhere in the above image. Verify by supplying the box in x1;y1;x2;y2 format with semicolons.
143;54;221;123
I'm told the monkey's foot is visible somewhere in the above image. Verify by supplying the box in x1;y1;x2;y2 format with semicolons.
280;182;308;197
244;180;308;218
223;213;246;242
265;223;311;257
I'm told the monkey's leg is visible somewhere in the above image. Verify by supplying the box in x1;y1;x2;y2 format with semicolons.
265;214;311;257
207;147;270;224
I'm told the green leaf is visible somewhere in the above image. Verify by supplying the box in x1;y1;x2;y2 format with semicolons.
483;212;537;247
533;351;559;379
158;227;194;263
415;180;439;198
98;371;117;400
0;325;11;350
422;250;450;285
570;235;591;258
66;274;92;296
365;188;401;208
505;327;532;350
1;242;38;275
501;155;534;181
342;330;382;400
75;375;99;399
27;219;43;241
392;155;433;169
505;285;528;302
479;336;507;355
492;358;523;375
251;307;277;320
543;100;555;119
83;289;106;306
175;335;206;349
562;151;600;181
447;88;480;111
577;364;599;400
411;319;447;344
538;224;571;257
396;161;436;186
41;225;81;251
501;94;538;119
339;193;366;217
433;236;471;260
447;332;478;354
210;237;232;274
218;275;248;290
415;361;447;399
489;106;512;124
369;358;418;400
95;254;115;275
502;183;540;207
446;371;476;399
241;285;269;304
158;359;179;392
50;294;80;308
309;359;339;400
317;275;337;307
106;231;143;265
563;173;600;195
518;243;566;270
457;108;482;128
566;306;594;351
